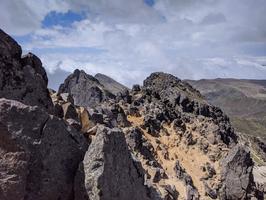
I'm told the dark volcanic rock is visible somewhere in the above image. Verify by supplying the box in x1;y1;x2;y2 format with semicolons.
142;72;237;146
220;145;257;200
0;29;21;58
0;29;53;112
21;52;48;85
58;69;115;108
204;181;217;199
163;185;179;200
125;127;156;161
0;98;88;200
99;103;130;128
143;72;202;100
75;125;159;200
132;84;141;92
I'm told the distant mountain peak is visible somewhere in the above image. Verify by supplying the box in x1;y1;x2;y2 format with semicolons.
94;73;128;95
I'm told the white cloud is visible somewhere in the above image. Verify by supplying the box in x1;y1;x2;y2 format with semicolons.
1;0;266;89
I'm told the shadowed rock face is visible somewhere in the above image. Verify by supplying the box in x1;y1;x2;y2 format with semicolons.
220;145;256;200
0;98;88;200
58;69;116;108
75;125;160;200
0;29;53;112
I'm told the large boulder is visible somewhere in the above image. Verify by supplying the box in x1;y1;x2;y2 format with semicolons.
0;29;53;112
220;145;257;200
74;125;159;200
0;98;88;200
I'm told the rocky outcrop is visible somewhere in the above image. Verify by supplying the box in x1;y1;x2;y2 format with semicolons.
58;69;115;108
142;72;237;146
220;145;257;200
0;31;263;200
74;125;159;200
0;98;88;200
0;29;53;112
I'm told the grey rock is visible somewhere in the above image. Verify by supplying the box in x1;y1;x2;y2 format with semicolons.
53;103;64;118
163;185;179;200
62;102;79;121
125;127;155;160
66;118;82;131
0;98;88;200
0;29;21;59
129;105;141;117
59;92;74;104
95;73;128;95
116;89;132;104
0;29;53;112
203;181;217;199
220;145;257;200
75;125;158;200
174;161;193;185
132;84;141;92
152;168;166;183
186;185;199;200
90;111;104;124
58;69;115;108
143;115;161;137
173;118;186;132
99;103;130;128
21;52;48;85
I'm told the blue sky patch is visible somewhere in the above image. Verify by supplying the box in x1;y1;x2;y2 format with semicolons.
42;10;86;28
144;0;155;7
13;34;32;45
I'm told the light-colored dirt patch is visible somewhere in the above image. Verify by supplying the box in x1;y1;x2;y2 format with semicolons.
127;115;223;199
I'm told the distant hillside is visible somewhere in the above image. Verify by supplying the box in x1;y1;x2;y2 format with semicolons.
188;79;266;139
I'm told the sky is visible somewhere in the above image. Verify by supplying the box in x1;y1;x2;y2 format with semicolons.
1;0;266;89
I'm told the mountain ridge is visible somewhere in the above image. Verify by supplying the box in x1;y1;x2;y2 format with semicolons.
0;29;264;200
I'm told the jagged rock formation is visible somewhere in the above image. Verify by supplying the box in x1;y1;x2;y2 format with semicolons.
0;29;53;113
95;73;128;95
58;69;115;108
220;145;257;200
187;79;266;140
75;126;160;200
0;30;263;200
188;78;266;194
121;72;259;199
0;98;88;200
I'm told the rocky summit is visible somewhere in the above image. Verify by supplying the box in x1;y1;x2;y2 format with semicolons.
0;29;264;200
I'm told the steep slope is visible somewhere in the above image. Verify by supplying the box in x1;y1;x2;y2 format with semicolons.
95;73;128;95
188;79;266;139
58;68;262;199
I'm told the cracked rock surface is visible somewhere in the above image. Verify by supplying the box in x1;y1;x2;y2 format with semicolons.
0;98;88;200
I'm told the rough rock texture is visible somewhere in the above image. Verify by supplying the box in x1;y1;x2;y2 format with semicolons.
0;29;53;112
58;69;115;108
220;145;257;200
0;30;263;200
122;72;260;199
95;73;128;95
74;125;159;200
0;98;88;200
